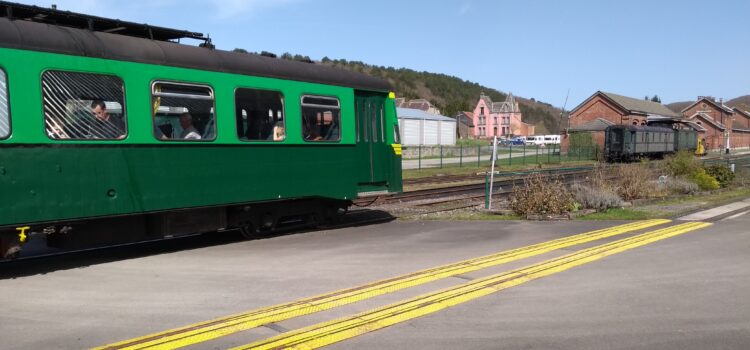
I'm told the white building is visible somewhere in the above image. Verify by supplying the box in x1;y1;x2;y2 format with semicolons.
397;107;456;146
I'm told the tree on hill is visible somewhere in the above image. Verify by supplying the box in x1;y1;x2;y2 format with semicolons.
651;95;661;103
232;50;562;133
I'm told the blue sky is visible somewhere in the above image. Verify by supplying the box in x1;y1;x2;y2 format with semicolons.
23;0;750;109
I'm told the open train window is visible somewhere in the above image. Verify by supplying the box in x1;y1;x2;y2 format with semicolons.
0;69;9;139
42;70;126;140
301;95;340;142
152;81;215;141
235;88;285;141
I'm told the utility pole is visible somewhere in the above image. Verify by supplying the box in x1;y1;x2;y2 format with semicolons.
560;89;570;132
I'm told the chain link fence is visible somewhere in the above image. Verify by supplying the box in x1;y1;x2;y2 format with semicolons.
402;144;598;170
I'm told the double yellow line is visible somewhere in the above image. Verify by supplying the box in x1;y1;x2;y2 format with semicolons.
96;219;670;350
237;221;711;350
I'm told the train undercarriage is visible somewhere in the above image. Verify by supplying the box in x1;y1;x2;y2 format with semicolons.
0;198;350;260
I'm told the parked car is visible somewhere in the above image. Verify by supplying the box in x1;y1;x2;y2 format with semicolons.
510;136;526;145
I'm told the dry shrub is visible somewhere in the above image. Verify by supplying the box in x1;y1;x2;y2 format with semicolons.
570;183;624;211
613;163;665;200
666;177;700;195
510;173;574;215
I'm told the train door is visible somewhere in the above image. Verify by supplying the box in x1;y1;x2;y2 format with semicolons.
355;92;389;187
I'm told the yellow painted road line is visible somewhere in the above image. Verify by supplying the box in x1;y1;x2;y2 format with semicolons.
95;219;669;350
237;221;711;350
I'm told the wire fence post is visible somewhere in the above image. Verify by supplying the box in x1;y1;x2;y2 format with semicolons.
477;145;481;167
508;143;513;166
440;145;443;169
459;144;463;168
418;144;422;170
547;144;551;164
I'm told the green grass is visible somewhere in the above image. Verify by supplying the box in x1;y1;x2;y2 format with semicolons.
578;187;750;220
576;208;662;220
404;211;523;221
402;160;596;179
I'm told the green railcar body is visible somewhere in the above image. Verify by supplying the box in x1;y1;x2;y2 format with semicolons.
604;125;679;161
0;17;402;257
674;129;698;152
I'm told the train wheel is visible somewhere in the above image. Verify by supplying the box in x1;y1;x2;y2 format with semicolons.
239;223;257;239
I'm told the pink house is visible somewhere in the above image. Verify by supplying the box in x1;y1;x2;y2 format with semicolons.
471;93;534;138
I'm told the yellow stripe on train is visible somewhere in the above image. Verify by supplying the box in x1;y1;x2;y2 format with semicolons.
391;144;402;156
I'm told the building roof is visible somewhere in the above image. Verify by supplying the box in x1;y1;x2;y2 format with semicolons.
681;97;734;114
690;112;726;131
397;108;455;122
568;118;615;132
455;111;474;126
734;107;750;119
570;91;680;118
600;92;680;117
683;121;706;132
479;92;520;114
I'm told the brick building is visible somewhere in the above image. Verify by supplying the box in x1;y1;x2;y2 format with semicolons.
733;108;750;150
471;92;534;139
564;91;679;152
681;97;750;150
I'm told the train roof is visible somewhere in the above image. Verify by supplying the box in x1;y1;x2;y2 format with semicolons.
606;125;673;132
0;5;391;92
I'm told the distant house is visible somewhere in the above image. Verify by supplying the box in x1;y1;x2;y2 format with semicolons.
397;107;456;146
565;91;680;152
395;98;442;115
455;111;475;139
471;93;534;139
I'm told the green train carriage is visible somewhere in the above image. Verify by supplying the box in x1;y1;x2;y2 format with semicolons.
604;125;698;162
0;4;402;259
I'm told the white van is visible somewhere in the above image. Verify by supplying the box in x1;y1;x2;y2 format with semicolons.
525;135;544;145
543;135;560;145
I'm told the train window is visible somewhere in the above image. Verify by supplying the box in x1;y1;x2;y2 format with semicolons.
235;88;284;141
152;82;215;141
394;125;401;144
42;70;127;140
0;69;9;139
301;95;340;142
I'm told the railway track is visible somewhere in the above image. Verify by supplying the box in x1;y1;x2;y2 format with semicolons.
373;168;596;206
402;165;599;186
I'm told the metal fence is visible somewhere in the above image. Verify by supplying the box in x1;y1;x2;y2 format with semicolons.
401;144;598;170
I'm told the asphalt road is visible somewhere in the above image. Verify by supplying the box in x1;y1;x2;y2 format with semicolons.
0;211;748;349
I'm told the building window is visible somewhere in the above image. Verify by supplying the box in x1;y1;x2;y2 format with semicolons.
42;70;126;140
480;107;485;115
235;88;285;141
0;69;9;139
301;95;340;142
152;81;215;141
